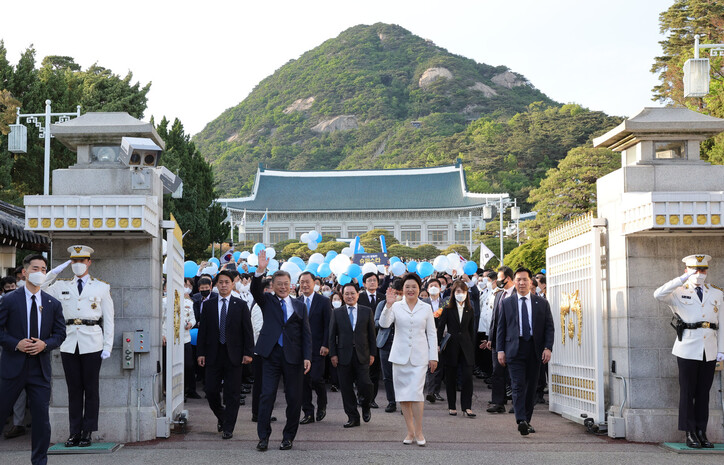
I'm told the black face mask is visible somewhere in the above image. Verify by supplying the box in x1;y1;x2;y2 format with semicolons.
200;290;211;298
496;279;507;289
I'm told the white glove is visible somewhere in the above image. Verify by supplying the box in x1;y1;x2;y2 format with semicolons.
49;260;72;275
679;270;696;283
717;352;724;362
100;350;111;360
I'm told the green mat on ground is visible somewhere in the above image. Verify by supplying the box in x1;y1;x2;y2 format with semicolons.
48;442;122;454
662;442;724;452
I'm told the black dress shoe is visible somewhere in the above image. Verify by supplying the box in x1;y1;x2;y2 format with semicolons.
696;429;713;448
256;439;268;451
4;425;26;439
362;407;371;423
280;439;293;450
486;404;505;413
434;393;444;402
508;407;515;413
425;394;436;403
369;400;379;409
186;391;202;399
343;419;360;428
222;431;233;440
316;409;326;422
686;431;702;448
330;385;339;392
528;425;536;433
518;421;530;436
79;431;92;447
64;433;81;447
251;414;258;422
300;415;315;425
385;402;396;413
241;386;252;394
239;397;246;406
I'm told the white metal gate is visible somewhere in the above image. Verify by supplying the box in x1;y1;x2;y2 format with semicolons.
546;213;606;424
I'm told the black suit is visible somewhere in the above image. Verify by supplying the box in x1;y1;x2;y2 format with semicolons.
437;300;476;410
0;288;66;465
297;292;332;418
357;290;383;402
489;287;514;405
196;294;253;433
251;274;312;442
496;293;554;424
328;303;377;421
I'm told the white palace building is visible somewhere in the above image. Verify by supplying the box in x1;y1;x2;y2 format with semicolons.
217;160;509;249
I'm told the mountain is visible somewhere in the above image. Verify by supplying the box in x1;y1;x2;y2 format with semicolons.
194;23;621;202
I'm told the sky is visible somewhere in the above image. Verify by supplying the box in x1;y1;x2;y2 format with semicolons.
2;0;675;135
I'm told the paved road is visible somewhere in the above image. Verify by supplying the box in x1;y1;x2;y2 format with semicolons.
2;377;722;464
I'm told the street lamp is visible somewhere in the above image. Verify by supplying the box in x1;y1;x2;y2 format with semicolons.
482;195;514;266
683;35;724;98
7;99;81;195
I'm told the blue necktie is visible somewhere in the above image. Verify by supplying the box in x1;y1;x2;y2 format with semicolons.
306;296;311;314
77;279;83;295
219;298;227;344
278;299;287;347
521;297;531;341
696;286;703;302
348;306;355;329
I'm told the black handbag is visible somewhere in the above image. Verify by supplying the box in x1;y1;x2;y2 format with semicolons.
440;332;451;352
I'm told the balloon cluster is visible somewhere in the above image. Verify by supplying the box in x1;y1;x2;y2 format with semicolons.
300;230;323;250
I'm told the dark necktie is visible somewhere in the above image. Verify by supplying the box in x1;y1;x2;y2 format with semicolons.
219;298;227;344
30;295;39;339
77;279;83;295
348;306;355;328
521;297;531;341
696;286;703;301
278;299;287;347
370;294;376;308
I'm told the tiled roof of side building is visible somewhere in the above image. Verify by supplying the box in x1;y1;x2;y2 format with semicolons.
0;200;50;250
218;162;507;212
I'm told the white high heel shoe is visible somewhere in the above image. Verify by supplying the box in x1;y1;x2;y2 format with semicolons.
403;437;414;445
416;437;426;447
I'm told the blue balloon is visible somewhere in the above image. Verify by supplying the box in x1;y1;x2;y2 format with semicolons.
290;256;305;270
253;243;265;255
209;257;220;267
338;273;352;285
305;263;319;276
417;262;434;278
463;260;478;276
233;251;241;261
540;268;546;274
406;260;418;273
354;273;364;285
190;328;198;346
389;256;401;265
347;263;362;277
184;260;198;278
248;266;257;273
317;263;332;278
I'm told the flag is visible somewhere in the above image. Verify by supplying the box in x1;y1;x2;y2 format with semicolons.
260;209;268;226
220;247;234;264
479;242;495;267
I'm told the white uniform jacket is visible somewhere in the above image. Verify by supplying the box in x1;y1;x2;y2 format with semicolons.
378;299;438;366
47;276;114;354
654;277;723;362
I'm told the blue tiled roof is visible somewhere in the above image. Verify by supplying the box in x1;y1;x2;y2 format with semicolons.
218;163;505;212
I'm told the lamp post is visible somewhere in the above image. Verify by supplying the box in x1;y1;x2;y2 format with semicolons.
482;195;513;266
8;99;81;195
683;35;724;98
456;210;485;257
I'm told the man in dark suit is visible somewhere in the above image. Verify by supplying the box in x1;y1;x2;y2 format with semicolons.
329;283;377;427
422;278;447;403
357;272;384;408
486;266;516;413
374;277;403;412
496;267;554;435
252;250;312;451
297;271;331;424
196;270;254;439
0;254;66;465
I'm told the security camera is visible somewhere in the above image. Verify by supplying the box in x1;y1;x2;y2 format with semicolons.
120;137;163;168
158;166;183;196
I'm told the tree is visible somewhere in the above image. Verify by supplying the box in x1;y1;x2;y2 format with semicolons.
526;147;619;238
441;244;470;260
503;237;547;273
473;238;519;270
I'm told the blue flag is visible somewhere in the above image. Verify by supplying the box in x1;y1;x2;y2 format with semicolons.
260;209;268;226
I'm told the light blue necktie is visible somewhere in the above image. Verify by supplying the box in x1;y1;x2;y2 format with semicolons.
348;306;355;329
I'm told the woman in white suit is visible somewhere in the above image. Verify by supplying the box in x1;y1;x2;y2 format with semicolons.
379;273;438;446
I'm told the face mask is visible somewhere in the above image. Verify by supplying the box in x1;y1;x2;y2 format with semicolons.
314;285;320;292
200;290;211;298
690;273;707;285
535;287;542;295
332;300;343;309
322;290;332;298
470;277;478;286
17;280;25;288
236;282;250;293
71;263;87;276
184;286;193;295
27;271;46;287
395;295;403;302
440;285;446;292
496;279;507;289
455;293;467;303
428;287;440;296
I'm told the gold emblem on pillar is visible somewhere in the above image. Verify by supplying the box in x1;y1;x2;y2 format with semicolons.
683;215;693;225
697;215;707;225
68;219;77;228
80;219;90;228
712;215;721;225
92;219;102;228
119;218;129;228
106;219;116;228
29;218;38;228
173;290;181;344
669;215;680;225
655;215;666;225
559;290;583;346
132;218;142;228
54;218;64;228
41;218;51;228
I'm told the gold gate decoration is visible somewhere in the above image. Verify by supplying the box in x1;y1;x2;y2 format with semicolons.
559;290;582;346
173;289;181;344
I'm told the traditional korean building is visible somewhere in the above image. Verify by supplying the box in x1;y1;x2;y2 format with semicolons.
217;160;508;249
0;200;50;274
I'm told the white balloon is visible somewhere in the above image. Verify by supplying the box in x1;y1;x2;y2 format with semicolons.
308;242;318;250
390;261;406;276
268;258;279;272
309;253;325;265
240;251;251;259
265;247;276;259
447;253;462;268
247;254;259;266
341;247;354;257
362;262;378;276
281;261;302;283
309;230;320;242
330;254;351;276
202;264;218;277
300;233;310;243
377;265;387;274
433;255;449;272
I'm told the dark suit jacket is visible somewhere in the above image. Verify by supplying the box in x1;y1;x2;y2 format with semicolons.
296;292;331;354
196;294;254;367
357;291;383;311
489;287;514;352
328;304;377;366
0;288;66;382
192;291;217;328
437;301;476;366
496;293;554;359
251;274;312;364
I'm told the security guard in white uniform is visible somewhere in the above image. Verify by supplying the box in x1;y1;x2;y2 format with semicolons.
654;254;724;449
46;245;114;448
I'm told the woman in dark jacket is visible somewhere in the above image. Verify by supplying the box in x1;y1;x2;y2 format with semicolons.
437;280;476;417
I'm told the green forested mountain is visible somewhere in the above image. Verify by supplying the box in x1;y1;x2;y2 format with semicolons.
195;23;621;204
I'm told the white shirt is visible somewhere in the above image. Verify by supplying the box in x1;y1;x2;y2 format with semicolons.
429;296;441;310
457;302;465;322
366;292;377;306
347;305;357;330
517;292;533;337
24;286;42;339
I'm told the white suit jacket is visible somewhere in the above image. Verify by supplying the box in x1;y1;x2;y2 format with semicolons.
379;299;438;366
654;276;723;361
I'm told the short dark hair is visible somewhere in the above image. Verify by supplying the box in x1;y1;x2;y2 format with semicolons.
1;276;16;286
341;282;358;294
216;270;235;282
538;276;546;285
401;272;422;290
363;272;378;285
514;267;533;279
390;277;404;291
485;271;498;280
198;277;212;287
498;266;514;279
272;270;291;283
299;271;315;282
262;277;273;289
426;278;441;288
23;254;47;269
200;273;213;281
530;277;538;287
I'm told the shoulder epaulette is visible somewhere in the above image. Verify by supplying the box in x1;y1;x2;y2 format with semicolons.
57;278;71;281
90;277;110;285
711;284;723;292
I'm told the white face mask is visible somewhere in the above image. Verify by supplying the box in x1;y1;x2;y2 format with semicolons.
71;263;87;276
322;290;332;298
184;287;192;296
428;287;440;296
28;271;47;287
470;277;478;286
440;285;446;292
17;279;25;287
236;282;250;293
455;293;467;303
395;295;403;302
690;273;707;285
314;284;320;293
332;300;343;309
535;287;542;295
